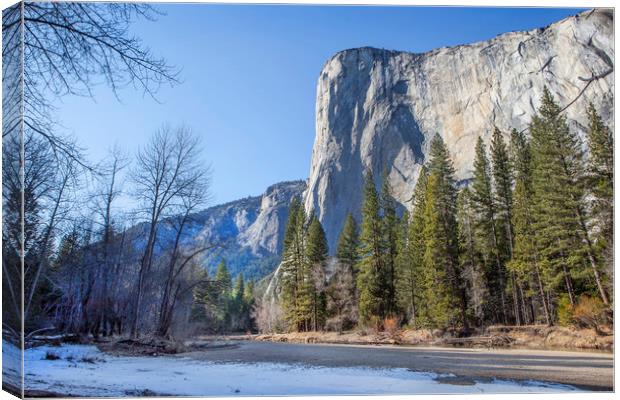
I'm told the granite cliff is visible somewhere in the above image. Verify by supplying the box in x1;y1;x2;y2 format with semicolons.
303;9;614;250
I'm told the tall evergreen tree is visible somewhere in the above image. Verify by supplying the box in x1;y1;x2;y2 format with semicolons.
586;104;613;273
457;187;488;325
306;215;329;331
336;214;360;277
215;260;232;296
207;260;232;330
422;173;456;328
396;167;428;328
423;136;467;329
242;280;256;332
508;128;551;325
280;197;312;331
234;273;245;304
530;88;609;307
357;170;388;325
490;127;524;324
471;136;508;323
380;175;399;317
327;213;360;331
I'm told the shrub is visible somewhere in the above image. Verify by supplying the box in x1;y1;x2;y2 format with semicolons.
383;316;401;338
44;351;60;360
573;295;608;334
556;294;574;326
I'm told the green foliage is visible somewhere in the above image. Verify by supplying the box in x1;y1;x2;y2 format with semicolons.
530;88;610;308
556;294;574;327
279;199;330;331
215;260;232;296
509;128;553;325
327;214;359;332
586;104;613;271
420;136;465;329
336;213;360;277
357;170;390;323
471;135;508;324
280;197;311;331
268;91;613;333
457;187;487;325
421;173;456;328
191;262;255;333
396;167;427;328
306;216;329;330
380;175;400;317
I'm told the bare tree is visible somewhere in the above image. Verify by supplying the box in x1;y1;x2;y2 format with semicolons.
1;130;80;332
2;2;179;166
155;175;214;337
253;295;286;334
24;154;78;326
130;126;210;338
89;147;130;336
2;2;178;338
326;260;357;333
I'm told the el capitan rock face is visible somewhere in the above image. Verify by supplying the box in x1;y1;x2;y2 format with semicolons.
303;9;614;250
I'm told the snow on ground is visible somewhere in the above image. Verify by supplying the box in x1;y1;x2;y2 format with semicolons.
3;341;580;397
2;339;22;389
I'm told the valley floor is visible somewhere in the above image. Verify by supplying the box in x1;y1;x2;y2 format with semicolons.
2;337;612;396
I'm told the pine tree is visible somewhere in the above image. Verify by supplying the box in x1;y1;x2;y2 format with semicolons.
306;215;329;331
215;260;232;295
471;136;508;324
422;173;455;328
357;170;388;325
280;197;312;331
586;104;613;272
423;136;467;329
530;88;609;308
243;280;256;331
234;273;245;303
396;167;427;328
208;260;232;330
380;175;399;317
490;127;525;324
336;214;360;277
457;187;488;325
509;128;552;325
327;213;359;331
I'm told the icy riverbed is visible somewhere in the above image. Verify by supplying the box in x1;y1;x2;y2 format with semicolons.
3;341;580;396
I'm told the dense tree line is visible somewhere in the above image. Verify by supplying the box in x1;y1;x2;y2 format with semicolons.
191;260;255;333
275;90;612;333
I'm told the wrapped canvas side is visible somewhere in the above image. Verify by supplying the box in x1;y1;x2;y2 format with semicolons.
2;2;24;398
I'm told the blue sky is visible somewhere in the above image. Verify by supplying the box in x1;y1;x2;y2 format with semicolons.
55;5;584;205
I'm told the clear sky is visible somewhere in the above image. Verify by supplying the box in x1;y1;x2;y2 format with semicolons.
55;4;584;205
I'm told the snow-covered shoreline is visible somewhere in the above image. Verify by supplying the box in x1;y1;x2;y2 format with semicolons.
3;341;580;396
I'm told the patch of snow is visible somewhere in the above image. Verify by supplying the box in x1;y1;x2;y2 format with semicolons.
4;341;581;397
2;340;22;389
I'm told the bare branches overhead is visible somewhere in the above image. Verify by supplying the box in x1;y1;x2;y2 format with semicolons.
2;2;179;169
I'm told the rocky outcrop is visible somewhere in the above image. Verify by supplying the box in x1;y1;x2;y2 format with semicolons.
238;181;306;255
303;9;614;250
156;180;306;279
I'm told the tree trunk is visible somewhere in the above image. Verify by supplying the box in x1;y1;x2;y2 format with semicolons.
533;259;551;326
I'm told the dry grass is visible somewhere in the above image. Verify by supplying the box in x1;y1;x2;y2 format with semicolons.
251;325;613;352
